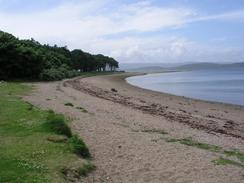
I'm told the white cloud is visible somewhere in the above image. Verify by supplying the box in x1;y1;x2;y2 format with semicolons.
189;9;244;23
89;36;195;63
0;0;195;38
91;36;244;63
0;0;244;63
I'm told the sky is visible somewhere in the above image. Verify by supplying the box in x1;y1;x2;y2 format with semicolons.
0;0;244;63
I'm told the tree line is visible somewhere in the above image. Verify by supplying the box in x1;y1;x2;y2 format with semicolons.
0;31;119;81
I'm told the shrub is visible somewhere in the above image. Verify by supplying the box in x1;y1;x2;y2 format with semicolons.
69;135;90;158
39;65;78;81
43;111;72;137
78;161;96;176
39;68;64;81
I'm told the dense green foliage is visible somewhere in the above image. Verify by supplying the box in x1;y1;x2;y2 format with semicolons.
0;31;119;80
71;49;118;72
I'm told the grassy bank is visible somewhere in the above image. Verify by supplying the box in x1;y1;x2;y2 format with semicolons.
0;82;93;182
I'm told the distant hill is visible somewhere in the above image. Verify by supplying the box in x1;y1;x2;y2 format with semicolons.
227;62;244;68
127;62;244;73
171;63;221;71
126;66;166;73
172;62;244;71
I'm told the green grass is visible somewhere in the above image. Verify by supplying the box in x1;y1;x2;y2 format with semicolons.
166;137;222;152
0;82;91;182
224;149;244;162
43;110;72;137
165;137;244;161
213;157;244;168
164;136;244;169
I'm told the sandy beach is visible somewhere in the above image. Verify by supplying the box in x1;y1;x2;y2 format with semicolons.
24;73;244;183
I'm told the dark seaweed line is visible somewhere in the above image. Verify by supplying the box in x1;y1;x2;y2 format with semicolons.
64;78;244;140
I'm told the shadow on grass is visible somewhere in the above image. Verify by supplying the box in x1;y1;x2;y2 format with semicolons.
43;110;72;138
68;135;91;159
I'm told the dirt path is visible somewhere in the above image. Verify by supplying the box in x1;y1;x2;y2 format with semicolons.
24;74;244;183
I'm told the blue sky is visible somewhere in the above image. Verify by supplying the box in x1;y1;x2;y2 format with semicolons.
0;0;244;63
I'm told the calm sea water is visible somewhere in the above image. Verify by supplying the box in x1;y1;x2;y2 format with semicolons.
126;69;244;106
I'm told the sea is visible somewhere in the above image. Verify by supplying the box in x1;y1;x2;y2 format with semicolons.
126;69;244;106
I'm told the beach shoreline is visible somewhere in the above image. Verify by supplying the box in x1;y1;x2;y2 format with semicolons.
24;73;244;182
125;72;244;108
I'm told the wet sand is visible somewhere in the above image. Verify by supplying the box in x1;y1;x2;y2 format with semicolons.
24;73;244;183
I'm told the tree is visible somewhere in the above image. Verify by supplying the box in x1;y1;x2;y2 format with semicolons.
0;31;119;81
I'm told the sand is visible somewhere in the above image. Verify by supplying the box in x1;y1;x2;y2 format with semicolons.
24;73;244;183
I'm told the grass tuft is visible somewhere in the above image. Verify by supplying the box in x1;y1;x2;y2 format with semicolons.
76;107;88;113
78;161;96;176
165;138;179;143
64;102;74;107
165;137;244;169
166;138;222;152
141;129;168;135
213;157;244;168
69;135;91;159
224;149;244;162
43;110;72;138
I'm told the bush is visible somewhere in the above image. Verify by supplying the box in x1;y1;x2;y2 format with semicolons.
78;161;96;176
69;135;90;158
43;111;72;137
39;68;64;81
39;65;78;81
